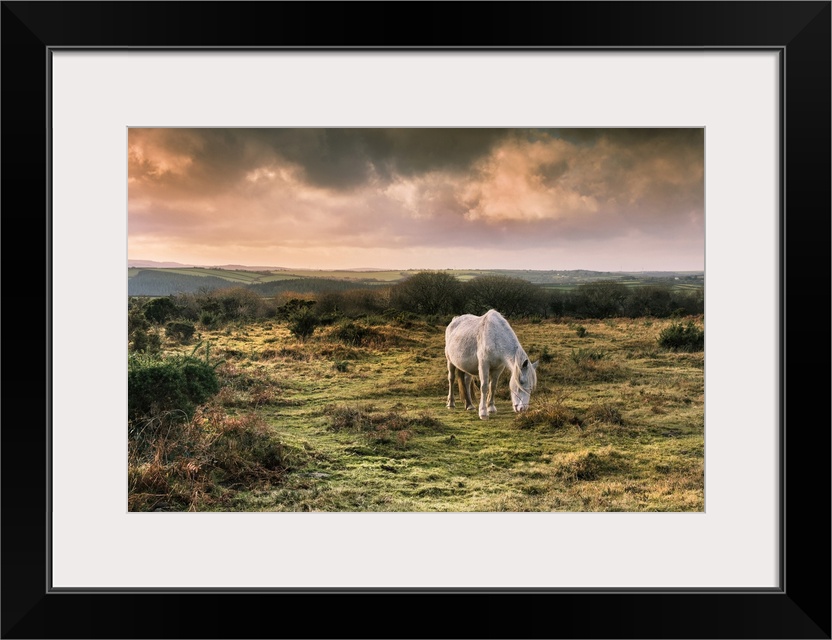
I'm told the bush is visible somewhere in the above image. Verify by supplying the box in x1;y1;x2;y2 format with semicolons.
333;320;377;347
288;307;319;341
144;297;179;324
128;346;220;422
658;321;704;352
199;310;219;328
129;327;162;355
390;271;463;315
463;275;547;317
165;320;197;343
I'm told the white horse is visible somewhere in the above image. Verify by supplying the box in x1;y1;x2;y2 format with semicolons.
445;309;538;420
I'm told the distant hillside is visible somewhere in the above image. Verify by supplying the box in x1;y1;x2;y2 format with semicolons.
128;269;378;297
128;266;704;297
128;271;232;296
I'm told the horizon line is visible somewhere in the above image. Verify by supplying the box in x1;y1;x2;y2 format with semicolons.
128;260;704;274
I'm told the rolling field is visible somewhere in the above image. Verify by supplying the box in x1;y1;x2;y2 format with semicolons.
134;315;705;512
128;267;704;290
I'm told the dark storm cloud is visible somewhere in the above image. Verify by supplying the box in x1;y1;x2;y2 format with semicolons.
130;128;517;192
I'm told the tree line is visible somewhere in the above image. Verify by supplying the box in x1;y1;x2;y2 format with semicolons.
388;271;703;319
130;271;702;335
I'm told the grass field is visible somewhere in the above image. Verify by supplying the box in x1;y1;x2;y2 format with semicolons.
133;314;704;512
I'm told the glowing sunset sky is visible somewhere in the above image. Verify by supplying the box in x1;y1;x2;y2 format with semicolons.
128;128;704;271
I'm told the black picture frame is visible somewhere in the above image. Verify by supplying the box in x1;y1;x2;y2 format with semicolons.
2;2;829;638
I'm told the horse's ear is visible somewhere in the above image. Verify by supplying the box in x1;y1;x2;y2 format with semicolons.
522;359;529;368
532;360;539;370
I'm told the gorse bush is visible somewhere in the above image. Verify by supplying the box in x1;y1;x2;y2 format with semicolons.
199;310;219;328
128;300;162;354
288;307;319;341
129;327;163;355
658;321;704;352
128;344;220;423
165;320;197;343
144;297;179;324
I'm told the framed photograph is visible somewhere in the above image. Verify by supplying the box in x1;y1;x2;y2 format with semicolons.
3;2;829;638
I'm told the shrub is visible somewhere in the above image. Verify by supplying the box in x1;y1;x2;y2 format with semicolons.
129;327;162;355
574;324;587;338
144;297;179;324
165;320;197;343
212;287;266;321
390;271;463;315
199;310;219;328
128;346;220;422
463;275;547;317
288;307;319;341
333;320;378;347
128;300;151;333
658;321;704;352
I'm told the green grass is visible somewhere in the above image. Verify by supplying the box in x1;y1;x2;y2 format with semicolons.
131;315;704;512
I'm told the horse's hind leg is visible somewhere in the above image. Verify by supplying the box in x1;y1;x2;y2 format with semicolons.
446;360;456;408
461;373;475;411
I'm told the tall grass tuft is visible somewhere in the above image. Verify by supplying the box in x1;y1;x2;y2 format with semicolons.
128;404;304;511
514;402;583;430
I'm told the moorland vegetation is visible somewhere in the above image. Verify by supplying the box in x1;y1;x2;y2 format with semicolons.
127;272;704;512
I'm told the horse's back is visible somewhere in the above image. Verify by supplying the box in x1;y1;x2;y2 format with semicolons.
478;310;521;359
445;314;482;375
446;310;520;372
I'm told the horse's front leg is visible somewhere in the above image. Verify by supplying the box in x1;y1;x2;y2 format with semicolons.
478;365;490;420
446;360;456;409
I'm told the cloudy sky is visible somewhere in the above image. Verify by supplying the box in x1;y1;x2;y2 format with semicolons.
128;128;704;271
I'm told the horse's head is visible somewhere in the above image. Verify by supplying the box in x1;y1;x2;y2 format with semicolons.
510;358;538;412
